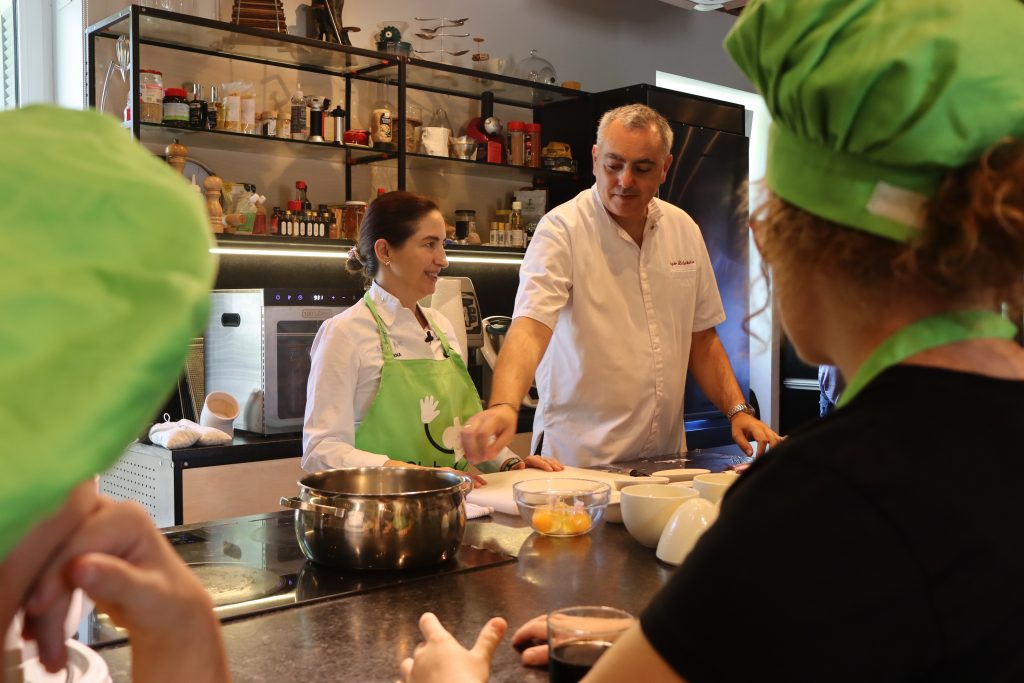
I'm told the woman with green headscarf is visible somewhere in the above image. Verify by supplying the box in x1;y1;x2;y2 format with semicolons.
1;106;228;681
395;0;1024;680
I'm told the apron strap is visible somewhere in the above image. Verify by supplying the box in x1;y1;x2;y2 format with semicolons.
362;291;395;361
838;310;1017;407
423;312;454;360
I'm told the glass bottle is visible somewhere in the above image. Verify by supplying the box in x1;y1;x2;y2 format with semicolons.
509;201;524;247
206;85;221;130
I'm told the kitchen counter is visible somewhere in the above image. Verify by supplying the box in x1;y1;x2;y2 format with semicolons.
95;452;749;682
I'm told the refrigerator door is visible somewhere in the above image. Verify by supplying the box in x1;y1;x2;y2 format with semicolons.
660;123;751;426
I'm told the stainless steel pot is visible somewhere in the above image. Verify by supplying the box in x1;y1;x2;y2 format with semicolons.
280;467;471;570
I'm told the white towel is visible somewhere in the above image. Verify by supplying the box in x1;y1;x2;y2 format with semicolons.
148;416;231;449
465;502;494;519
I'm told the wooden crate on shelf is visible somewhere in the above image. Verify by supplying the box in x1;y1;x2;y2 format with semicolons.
231;0;286;33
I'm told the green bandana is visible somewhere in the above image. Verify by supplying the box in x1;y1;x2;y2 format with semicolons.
725;0;1024;242
0;106;216;558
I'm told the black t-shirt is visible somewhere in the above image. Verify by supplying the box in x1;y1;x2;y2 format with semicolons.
641;365;1024;682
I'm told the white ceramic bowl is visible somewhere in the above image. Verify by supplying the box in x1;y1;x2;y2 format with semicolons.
656;498;718;566
620;484;699;548
655;468;710;483
667;481;694;488
611;475;669;489
692;472;739;504
605;490;623;524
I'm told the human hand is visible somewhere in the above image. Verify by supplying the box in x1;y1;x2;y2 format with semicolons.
510;614;551;666
420;396;440;424
460;406;518;464
398;612;506;683
730;414;783;457
437;466;487;488
519;455;564;472
23;498;229;682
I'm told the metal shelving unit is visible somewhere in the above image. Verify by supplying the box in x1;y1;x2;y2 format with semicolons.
86;6;587;214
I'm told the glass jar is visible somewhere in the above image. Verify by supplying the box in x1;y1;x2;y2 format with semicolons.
161;87;190;128
515;49;557;85
507;121;526;166
454;209;476;240
343;201;367;240
139;69;164;124
524;123;542;168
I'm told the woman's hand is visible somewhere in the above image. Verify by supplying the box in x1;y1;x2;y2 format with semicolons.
399;612;506;683
23;497;229;682
517;455;564;472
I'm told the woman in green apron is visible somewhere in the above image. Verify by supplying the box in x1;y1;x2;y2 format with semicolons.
398;0;1024;680
302;191;562;479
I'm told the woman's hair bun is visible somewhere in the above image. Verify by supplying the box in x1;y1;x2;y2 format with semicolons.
345;246;365;273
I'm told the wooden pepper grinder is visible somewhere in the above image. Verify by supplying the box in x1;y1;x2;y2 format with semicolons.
203;174;224;234
166;139;188;176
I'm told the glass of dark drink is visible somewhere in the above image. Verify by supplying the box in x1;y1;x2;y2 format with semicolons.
547;606;634;683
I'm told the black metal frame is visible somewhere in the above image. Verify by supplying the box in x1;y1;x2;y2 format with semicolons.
86;6;587;203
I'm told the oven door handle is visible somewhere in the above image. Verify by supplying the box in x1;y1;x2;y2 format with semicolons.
280;496;347;518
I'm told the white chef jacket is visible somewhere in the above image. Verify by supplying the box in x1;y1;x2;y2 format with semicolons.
302;282;517;473
514;186;726;467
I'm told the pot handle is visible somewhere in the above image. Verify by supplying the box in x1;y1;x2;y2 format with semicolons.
280;496;346;518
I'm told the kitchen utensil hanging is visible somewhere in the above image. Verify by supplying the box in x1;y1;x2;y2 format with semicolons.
98;35;130;116
413;16;471;60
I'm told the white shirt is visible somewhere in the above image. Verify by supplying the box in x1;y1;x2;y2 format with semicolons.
514;186;726;467
302;282;518;473
301;282;464;472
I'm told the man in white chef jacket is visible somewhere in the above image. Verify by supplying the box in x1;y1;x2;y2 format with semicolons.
462;104;781;468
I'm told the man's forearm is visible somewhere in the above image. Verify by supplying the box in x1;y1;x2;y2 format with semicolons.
688;328;746;413
489;316;553;408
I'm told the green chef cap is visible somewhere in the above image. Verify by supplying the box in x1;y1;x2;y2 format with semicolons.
725;0;1024;242
0;106;216;559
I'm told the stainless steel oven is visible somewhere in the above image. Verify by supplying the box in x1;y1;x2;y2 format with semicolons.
205;288;355;434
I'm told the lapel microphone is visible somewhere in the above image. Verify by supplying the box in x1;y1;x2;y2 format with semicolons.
424;329;434;343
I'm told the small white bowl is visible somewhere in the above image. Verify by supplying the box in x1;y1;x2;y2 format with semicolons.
656;498;718;566
611;475;669;490
620;484;699;548
692;472;739;504
667;481;694;488
656;468;710;483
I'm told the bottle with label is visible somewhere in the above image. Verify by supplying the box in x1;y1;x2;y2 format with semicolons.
270;207;281;235
187;83;207;129
161;88;190;128
290;83;308;140
206;85;221;130
509;201;524;247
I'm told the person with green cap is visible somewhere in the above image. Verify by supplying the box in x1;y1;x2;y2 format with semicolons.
0;106;229;681
393;0;1024;680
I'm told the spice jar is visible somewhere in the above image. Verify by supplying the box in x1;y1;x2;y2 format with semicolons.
524;123;542;168
343;201;367;240
454;209;476;241
139;69;164;124
261;111;278;137
507;121;526;166
161;88;190;128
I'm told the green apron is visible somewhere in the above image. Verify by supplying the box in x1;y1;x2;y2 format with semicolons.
354;292;484;469
837;310;1018;407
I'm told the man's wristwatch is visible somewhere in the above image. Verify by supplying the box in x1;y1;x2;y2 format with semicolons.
725;402;755;420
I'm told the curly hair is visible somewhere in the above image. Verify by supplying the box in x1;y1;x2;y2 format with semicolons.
753;139;1024;313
